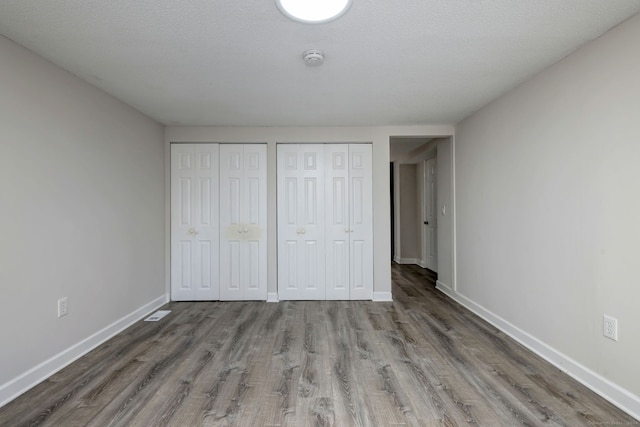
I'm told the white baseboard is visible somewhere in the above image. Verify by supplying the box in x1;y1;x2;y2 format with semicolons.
373;292;393;302
393;257;420;265
0;294;169;408
435;284;640;420
436;279;451;290
267;292;279;303
417;260;427;268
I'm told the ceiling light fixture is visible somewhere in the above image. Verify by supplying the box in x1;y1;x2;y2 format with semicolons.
276;0;352;24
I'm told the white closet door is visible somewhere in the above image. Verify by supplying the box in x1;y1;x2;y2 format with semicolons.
170;144;219;301
277;144;325;300
325;145;351;300
219;144;267;300
348;144;373;300
241;145;268;300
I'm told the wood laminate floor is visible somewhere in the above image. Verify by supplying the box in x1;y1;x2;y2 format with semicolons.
1;264;637;426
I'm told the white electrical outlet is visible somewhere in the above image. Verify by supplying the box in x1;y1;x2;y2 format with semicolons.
603;315;617;341
58;297;68;318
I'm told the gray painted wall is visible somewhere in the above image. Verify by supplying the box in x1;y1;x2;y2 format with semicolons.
454;13;640;414
399;164;419;260
0;35;166;403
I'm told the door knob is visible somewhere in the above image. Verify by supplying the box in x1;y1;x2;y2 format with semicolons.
188;227;199;235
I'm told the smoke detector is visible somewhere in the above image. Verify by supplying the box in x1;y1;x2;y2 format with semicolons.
303;49;324;66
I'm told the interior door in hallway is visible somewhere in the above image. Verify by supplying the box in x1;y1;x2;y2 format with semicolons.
219;144;267;300
423;158;438;272
277;144;325;300
170;144;219;301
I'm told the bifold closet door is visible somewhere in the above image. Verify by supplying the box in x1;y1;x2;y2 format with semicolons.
278;143;373;300
345;144;373;300
277;144;326;300
325;144;373;300
170;144;219;301
219;144;267;300
324;145;350;299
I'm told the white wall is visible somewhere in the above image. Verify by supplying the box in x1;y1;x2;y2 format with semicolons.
436;139;453;288
0;36;166;405
452;14;640;417
165;126;454;300
399;164;419;261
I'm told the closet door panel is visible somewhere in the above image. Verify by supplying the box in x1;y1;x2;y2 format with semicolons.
171;145;194;300
219;145;244;300
241;144;267;300
276;146;301;299
300;146;325;299
349;144;373;300
277;144;325;300
220;144;267;300
192;146;219;298
171;144;219;301
325;145;350;300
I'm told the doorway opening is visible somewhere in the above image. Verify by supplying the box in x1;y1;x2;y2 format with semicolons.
389;136;454;290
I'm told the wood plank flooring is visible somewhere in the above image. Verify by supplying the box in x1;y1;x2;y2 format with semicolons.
1;264;637;426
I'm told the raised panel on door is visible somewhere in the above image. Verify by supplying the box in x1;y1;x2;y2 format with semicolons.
170;144;219;301
277;144;325;300
325;145;350;300
219;144;267;300
348;144;373;300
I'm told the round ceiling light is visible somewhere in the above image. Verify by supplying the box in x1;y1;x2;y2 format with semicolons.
276;0;352;23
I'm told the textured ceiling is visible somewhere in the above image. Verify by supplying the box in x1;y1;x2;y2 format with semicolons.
1;1;639;127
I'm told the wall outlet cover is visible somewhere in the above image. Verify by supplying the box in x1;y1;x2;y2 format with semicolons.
603;315;618;341
57;297;68;318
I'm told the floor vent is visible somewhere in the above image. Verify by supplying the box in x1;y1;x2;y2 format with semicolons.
144;310;171;322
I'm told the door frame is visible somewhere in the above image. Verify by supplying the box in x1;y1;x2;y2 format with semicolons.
389;136;456;291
